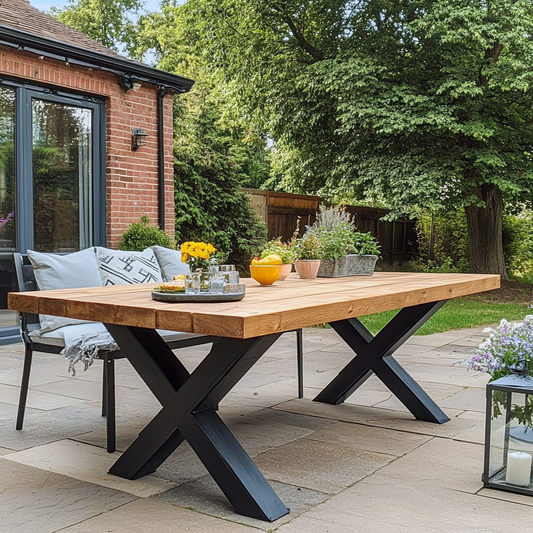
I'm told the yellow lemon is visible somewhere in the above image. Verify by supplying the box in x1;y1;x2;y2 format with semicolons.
251;257;260;265
259;254;283;265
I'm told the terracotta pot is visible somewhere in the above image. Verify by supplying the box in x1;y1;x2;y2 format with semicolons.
278;263;293;281
294;260;321;279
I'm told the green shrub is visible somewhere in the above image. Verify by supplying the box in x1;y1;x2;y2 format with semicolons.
173;91;268;272
120;215;176;251
503;213;533;283
416;210;469;272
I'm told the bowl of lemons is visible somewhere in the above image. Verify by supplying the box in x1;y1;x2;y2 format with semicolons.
249;254;283;286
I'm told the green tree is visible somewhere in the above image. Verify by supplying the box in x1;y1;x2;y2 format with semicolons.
183;0;533;278
50;0;144;52
52;0;269;267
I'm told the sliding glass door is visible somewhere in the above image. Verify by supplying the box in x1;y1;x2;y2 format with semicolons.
0;81;105;340
32;99;93;252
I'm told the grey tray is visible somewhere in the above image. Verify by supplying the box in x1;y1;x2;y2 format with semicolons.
151;291;245;303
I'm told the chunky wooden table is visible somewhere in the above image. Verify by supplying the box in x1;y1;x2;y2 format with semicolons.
9;272;499;522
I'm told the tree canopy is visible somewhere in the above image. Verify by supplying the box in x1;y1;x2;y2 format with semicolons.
51;0;144;52
51;0;533;276
177;0;533;276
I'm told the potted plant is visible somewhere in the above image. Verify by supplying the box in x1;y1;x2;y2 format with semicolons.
293;233;323;279
305;205;380;277
261;238;297;280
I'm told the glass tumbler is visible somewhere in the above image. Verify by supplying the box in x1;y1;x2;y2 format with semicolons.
184;272;201;294
209;273;226;294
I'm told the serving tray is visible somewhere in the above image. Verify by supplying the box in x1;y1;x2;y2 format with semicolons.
151;291;245;303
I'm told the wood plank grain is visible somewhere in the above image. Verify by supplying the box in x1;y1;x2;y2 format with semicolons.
8;273;500;337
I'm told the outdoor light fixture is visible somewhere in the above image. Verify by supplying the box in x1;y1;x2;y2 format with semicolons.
119;76;142;92
483;359;533;496
131;127;148;151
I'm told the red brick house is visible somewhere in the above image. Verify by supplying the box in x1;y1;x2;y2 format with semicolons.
0;0;193;341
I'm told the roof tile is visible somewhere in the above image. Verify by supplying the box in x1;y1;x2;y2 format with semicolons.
0;0;120;58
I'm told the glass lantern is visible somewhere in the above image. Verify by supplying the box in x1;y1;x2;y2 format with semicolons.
483;361;533;496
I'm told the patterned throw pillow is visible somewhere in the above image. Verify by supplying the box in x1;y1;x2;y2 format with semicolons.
95;247;163;286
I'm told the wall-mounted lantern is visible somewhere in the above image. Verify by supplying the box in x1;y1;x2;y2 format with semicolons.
131;127;148;151
483;359;533;496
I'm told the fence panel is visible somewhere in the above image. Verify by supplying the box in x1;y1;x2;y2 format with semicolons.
243;189;417;262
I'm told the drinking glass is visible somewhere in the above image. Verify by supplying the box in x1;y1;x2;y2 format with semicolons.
209;273;226;294
184;272;201;294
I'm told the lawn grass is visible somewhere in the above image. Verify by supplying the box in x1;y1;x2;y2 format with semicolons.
359;298;531;336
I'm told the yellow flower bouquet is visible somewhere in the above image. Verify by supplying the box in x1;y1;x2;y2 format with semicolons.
180;241;217;271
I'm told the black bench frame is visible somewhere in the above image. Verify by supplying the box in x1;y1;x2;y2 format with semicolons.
13;253;305;453
13;253;219;453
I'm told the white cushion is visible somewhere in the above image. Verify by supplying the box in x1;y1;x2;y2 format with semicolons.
95;247;163;286
151;245;190;281
27;248;102;333
29;322;209;348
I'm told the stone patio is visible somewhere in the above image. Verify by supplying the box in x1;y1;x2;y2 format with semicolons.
0;326;532;532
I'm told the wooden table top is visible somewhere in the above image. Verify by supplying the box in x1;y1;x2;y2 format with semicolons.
8;272;500;339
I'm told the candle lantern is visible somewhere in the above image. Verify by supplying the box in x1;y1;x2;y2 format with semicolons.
483;360;533;496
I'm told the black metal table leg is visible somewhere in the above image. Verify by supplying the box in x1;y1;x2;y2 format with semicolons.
314;300;450;424
104;324;289;522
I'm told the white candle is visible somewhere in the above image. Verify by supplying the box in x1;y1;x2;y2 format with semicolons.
506;451;532;487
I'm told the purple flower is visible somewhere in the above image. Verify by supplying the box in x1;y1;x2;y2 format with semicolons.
0;212;13;232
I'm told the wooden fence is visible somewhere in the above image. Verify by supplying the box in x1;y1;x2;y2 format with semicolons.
243;189;418;263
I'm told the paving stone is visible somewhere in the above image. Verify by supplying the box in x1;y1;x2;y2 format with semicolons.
58;497;254;533
478;487;533;508
298;470;533;533
437;386;486;412
377;437;484;493
156;475;329;530
274;398;475;438
253;437;394;494
0;382;87;410
0;459;135;533
0;403;110;450
0;400;17;421
3;440;177;497
306;421;431;457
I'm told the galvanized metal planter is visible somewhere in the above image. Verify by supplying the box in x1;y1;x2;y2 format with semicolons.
318;254;378;277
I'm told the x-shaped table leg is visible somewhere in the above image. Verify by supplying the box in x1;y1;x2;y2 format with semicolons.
104;324;289;522
314;300;450;424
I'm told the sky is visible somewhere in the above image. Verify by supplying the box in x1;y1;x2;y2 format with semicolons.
29;0;164;13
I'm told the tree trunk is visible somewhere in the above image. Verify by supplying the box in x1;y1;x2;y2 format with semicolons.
464;183;508;279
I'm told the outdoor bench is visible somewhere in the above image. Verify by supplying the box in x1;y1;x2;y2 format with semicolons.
13;246;305;453
13;246;218;453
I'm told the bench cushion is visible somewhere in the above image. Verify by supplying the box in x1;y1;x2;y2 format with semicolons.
30;323;205;348
27;248;101;333
151;245;190;281
95;247;163;285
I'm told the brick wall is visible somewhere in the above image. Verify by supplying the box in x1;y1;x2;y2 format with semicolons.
0;46;176;248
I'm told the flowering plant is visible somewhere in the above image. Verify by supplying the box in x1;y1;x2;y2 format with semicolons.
463;316;533;426
465;316;533;380
261;238;297;264
180;241;216;271
294;234;322;260
0;212;13;232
